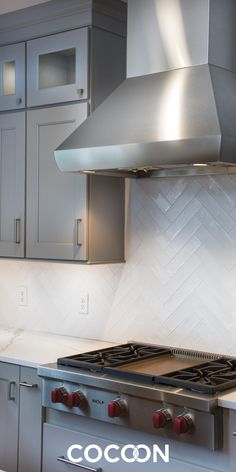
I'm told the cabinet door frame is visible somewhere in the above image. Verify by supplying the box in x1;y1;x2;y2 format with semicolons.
26;103;88;261
27;28;89;107
0;111;25;258
18;367;43;472
0;42;25;111
0;362;19;472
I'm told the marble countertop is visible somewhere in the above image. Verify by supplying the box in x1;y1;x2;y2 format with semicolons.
0;328;114;368
218;390;236;410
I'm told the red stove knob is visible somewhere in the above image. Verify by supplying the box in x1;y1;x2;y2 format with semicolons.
108;400;127;418
67;391;86;408
173;415;193;434
153;409;172;429
51;387;68;404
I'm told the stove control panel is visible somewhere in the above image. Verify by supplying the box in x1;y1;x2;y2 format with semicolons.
108;399;128;418
173;414;193;434
152;408;172;429
43;380;218;449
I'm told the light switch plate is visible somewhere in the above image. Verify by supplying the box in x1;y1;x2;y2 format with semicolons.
17;286;28;306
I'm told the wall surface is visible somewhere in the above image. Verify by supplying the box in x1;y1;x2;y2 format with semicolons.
0;0;51;15
0;175;236;355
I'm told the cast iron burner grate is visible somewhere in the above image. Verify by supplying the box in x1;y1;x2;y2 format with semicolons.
58;343;171;372
155;358;236;394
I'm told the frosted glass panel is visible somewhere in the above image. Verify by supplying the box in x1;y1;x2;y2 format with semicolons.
38;48;76;89
2;61;16;96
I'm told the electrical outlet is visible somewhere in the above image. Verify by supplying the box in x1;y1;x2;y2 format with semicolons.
17;286;28;307
79;292;89;315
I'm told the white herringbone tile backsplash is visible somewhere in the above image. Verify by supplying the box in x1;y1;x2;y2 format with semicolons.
1;175;236;355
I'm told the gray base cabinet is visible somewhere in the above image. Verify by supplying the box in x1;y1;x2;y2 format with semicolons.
0;364;42;472
42;422;213;472
0;112;25;258
0;363;19;472
18;367;43;472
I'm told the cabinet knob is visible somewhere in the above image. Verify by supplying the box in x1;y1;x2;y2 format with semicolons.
77;88;84;98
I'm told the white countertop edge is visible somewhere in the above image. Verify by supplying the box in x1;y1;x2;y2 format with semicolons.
218;391;236;410
0;355;42;368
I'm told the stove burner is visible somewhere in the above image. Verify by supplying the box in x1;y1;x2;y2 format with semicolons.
156;358;236;394
58;343;236;395
58;344;171;370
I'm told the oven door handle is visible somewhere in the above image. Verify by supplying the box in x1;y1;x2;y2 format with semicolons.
57;456;102;472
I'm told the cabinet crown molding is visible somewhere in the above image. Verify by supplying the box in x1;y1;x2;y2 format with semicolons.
0;0;127;46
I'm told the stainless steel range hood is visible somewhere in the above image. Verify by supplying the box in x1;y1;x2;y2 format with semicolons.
55;0;236;177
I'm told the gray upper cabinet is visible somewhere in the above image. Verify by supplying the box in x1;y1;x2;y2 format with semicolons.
0;0;126;263
0;112;25;258
26;104;125;262
27;28;89;107
0;42;25;111
26;103;88;261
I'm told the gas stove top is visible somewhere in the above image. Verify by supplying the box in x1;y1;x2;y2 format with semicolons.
38;343;234;451
57;343;236;395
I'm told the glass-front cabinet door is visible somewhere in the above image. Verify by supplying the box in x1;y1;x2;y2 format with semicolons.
0;43;25;111
27;28;89;107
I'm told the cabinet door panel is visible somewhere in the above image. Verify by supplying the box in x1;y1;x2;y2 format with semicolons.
26;104;88;260
18;367;43;472
27;28;88;107
0;42;25;110
0;363;19;472
0;112;25;257
42;423;212;472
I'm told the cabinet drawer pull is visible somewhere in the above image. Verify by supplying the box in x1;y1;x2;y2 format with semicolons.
19;382;38;388
8;381;16;401
57;456;102;471
15;218;21;244
76;219;83;246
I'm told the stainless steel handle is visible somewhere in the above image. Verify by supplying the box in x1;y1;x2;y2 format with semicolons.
57;456;102;471
15;218;21;244
8;381;16;401
19;382;38;389
76;219;82;246
233;432;236;436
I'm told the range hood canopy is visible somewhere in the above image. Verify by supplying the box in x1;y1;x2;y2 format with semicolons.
55;0;236;177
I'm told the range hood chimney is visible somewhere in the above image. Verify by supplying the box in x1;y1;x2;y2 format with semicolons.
55;0;236;177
